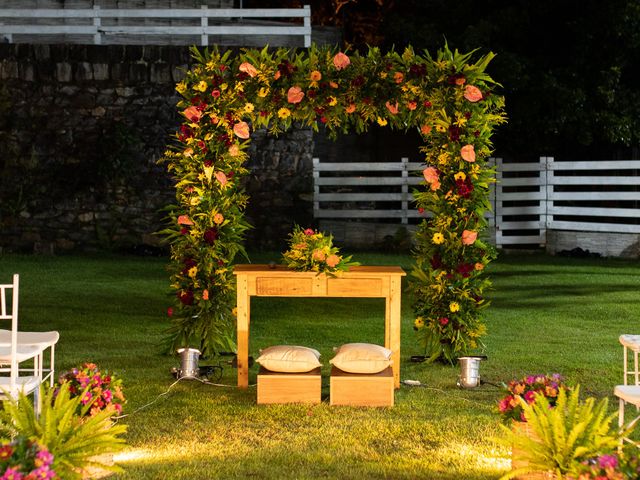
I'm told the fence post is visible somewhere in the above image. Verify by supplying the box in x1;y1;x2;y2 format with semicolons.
401;157;409;225
312;157;320;218
93;5;101;45
494;157;504;248
201;5;208;46
303;5;311;47
544;156;554;240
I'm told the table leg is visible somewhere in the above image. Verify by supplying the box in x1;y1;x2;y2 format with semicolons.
236;275;250;388
386;276;402;389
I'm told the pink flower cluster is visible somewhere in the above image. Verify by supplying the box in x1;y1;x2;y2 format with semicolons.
498;373;566;422
58;362;125;417
0;437;57;480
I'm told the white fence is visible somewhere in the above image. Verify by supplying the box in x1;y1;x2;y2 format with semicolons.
0;5;311;47
313;156;640;249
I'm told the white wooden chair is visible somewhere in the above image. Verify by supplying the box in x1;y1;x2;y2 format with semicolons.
614;335;640;441
0;274;55;413
0;274;59;387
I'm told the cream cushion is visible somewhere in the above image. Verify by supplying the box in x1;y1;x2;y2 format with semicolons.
330;343;392;374
256;345;322;373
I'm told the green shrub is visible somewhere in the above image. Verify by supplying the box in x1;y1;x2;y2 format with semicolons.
0;382;127;479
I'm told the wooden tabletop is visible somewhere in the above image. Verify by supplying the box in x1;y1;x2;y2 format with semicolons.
233;264;406;276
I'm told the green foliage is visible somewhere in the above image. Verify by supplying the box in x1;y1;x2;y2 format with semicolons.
0;383;127;479
500;386;621;479
162;43;505;358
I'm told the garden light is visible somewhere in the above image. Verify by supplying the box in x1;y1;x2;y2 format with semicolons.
457;356;485;389
176;347;201;379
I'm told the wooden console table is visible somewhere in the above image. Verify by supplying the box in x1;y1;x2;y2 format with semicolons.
233;265;406;389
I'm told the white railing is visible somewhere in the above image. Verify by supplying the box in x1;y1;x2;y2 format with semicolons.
313;156;640;247
0;5;311;47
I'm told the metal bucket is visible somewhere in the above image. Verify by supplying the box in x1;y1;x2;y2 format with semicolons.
177;347;201;379
457;356;483;388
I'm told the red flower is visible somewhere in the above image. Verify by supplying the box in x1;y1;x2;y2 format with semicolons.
167;307;173;317
203;228;219;245
211;90;221;98
439;317;449;326
178;290;194;306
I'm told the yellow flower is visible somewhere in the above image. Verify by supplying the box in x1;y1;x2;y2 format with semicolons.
220;83;228;91
232;307;238;317
449;302;460;313
454;115;467;127
328;96;338;106
205;60;215;71
188;266;198;279
414;317;425;328
470;164;480;179
437;152;450;165
454;172;466;181
379;72;388;79
435;125;446;133
258;87;270;98
376;116;388;126
432;232;445;245
244;102;255;113
175;82;187;94
278;107;291;119
193;80;208;92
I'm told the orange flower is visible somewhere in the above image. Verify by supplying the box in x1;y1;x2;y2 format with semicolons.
310;70;322;81
177;215;194;225
274;70;281;80
464;85;483;102
326;254;340;268
333;52;351;70
430;179;441;191
407;101;417;111
238;62;258;77
474;262;485;271
329;81;339;89
393;72;404;84
312;249;326;261
345;103;356;114
202;289;209;300
213;213;224;224
233;121;250;139
215;171;228;186
287;86;305;104
420;125;432;135
183;106;202;123
228;144;240;156
423;166;439;184
462;230;478;245
455;76;466;85
385;101;399;115
461;144;476;162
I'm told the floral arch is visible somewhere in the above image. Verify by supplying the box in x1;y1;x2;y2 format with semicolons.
162;44;506;363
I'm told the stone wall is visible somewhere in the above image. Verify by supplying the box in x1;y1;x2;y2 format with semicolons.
0;42;314;253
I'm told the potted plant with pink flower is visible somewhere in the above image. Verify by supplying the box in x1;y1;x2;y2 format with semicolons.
282;225;359;275
498;373;567;423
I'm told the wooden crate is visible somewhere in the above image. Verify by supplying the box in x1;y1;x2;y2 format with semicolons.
257;367;321;405
330;366;394;407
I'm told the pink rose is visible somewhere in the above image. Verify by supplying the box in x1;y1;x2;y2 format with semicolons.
464;85;483;102
385;101;399;115
233;121;250;139
423;166;439;184
183;106;202;123
287;86;305;104
333;52;351;70
326;254;340;268
462;230;478;245
461;144;476;163
304;228;314;236
239;62;258;78
215;171;228;186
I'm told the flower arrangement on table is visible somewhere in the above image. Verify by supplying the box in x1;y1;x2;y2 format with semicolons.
0;436;58;479
58;362;125;417
498;373;567;422
282;225;359;274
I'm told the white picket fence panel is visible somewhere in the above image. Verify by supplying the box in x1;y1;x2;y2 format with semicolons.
313;156;640;247
0;5;311;46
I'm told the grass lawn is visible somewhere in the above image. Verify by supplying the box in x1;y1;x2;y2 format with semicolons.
1;251;638;479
